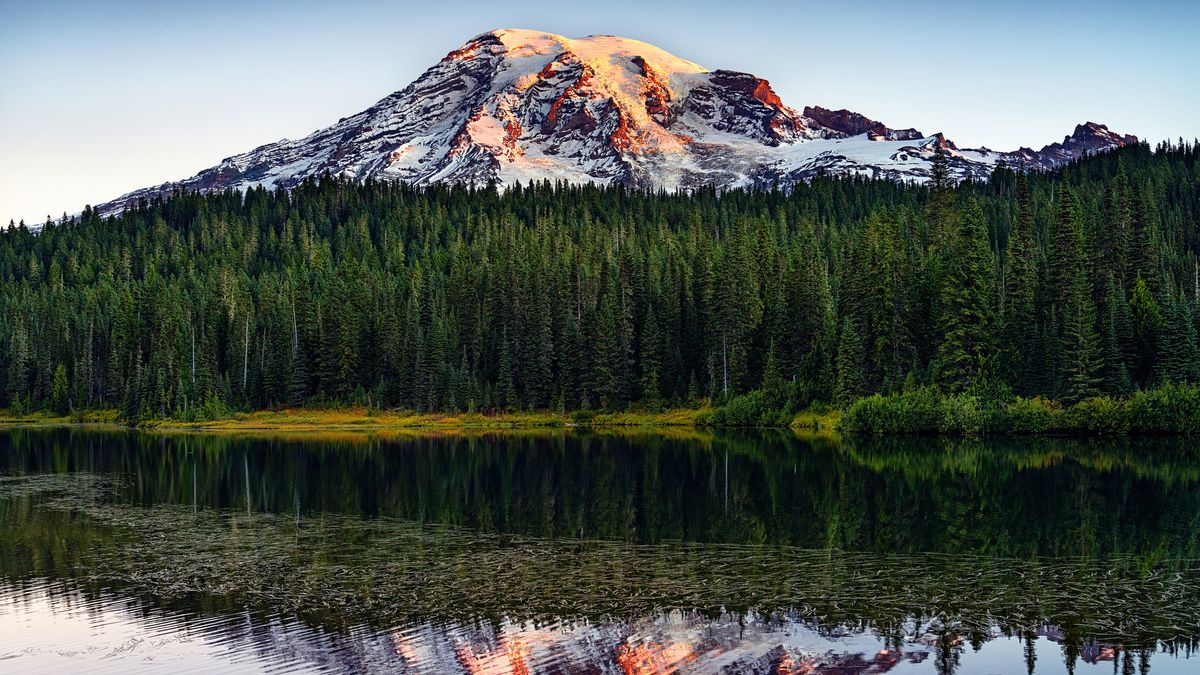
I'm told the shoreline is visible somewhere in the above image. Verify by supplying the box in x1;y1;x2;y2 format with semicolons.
0;407;723;434
2;397;1195;438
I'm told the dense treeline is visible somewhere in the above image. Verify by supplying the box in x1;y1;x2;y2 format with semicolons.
1;141;1198;421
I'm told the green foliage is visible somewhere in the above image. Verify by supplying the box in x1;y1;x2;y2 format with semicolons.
937;393;994;435
49;364;69;414
932;200;996;392
711;390;788;427
1129;383;1200;434
841;387;949;435
834;316;867;407
1129;274;1161;386
1063;397;1132;435
844;384;1200;436
1003;397;1060;434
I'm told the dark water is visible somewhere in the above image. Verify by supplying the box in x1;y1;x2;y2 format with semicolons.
1;428;1198;673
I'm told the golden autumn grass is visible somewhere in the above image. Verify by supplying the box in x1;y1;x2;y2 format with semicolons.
146;406;711;432
789;408;842;435
0;405;839;444
0;409;122;426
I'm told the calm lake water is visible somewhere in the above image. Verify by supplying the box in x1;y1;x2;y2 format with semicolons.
1;427;1198;674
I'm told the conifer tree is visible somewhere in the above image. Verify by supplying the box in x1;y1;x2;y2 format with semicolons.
1048;186;1102;399
638;304;663;405
1061;298;1103;403
1129;275;1160;387
932;200;995;392
1000;174;1039;392
1099;274;1133;394
49;363;69;414
761;339;789;410
496;328;517;411
835;316;867;407
1154;290;1200;384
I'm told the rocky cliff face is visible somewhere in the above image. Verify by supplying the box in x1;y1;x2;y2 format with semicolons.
95;29;1138;215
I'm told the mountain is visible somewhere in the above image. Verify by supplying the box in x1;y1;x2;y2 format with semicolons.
95;29;1137;215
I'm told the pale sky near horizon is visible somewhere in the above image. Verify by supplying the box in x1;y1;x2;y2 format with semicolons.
2;0;1197;225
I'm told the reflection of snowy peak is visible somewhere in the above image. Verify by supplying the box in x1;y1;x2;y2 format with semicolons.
97;29;1138;214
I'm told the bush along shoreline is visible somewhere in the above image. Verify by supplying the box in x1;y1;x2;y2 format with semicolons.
837;382;1200;436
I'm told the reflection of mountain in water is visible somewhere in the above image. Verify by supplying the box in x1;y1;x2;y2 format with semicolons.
3;429;1200;672
8;580;1130;674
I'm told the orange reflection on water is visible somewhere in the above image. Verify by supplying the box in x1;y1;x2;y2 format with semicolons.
616;640;703;674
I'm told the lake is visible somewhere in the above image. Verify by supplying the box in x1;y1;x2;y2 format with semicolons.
0;427;1198;673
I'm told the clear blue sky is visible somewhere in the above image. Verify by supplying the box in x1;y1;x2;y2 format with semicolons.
2;0;1197;225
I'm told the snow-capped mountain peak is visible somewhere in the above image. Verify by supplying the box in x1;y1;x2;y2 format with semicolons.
93;29;1138;216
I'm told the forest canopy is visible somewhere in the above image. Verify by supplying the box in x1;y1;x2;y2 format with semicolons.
1;141;1198;423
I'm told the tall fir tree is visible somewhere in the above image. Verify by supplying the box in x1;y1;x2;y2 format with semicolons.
932;200;996;393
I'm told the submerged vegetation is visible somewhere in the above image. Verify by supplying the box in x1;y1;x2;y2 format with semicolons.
1;141;1199;435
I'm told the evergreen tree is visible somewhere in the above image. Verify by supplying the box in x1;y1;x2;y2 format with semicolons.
1098;274;1133;394
1000;174;1039;392
835;316;867;407
1154;290;1200;384
496;328;517;411
638;304;663;405
1048;186;1101;399
1129;275;1161;387
49;363;69;414
761;339;789;410
932;200;995;392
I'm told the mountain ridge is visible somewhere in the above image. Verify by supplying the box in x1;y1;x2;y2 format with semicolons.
91;28;1138;217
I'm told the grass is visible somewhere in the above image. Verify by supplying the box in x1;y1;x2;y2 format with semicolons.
0;405;714;436
0;406;716;443
789;408;842;436
0;408;121;426
156;407;571;432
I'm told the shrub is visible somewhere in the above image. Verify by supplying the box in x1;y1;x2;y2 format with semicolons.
196;392;231;422
713;390;772;427
1129;382;1200;434
571;409;596;426
692;408;715;427
1003;397;1060;434
1063;396;1132;435
939;394;993;435
842;387;947;434
841;383;1200;436
8;395;27;417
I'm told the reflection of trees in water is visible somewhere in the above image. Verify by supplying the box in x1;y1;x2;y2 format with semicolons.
1;471;1198;673
1;428;1199;672
1;427;1197;560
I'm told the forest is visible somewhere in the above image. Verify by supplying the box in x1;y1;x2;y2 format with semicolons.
1;141;1198;426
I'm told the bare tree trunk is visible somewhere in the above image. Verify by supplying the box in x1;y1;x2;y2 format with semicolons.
242;315;250;392
722;333;728;398
290;292;299;356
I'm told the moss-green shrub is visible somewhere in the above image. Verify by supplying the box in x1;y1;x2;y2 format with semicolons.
939;394;995;435
1063;396;1132;435
712;391;771;427
842;387;947;434
1003;397;1060;434
693;408;715;427
1129;383;1200;434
